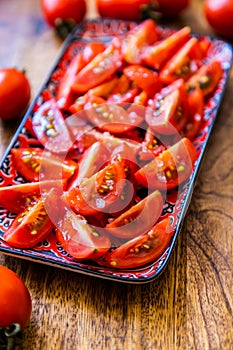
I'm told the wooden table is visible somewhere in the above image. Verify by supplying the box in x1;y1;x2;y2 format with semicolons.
0;1;232;349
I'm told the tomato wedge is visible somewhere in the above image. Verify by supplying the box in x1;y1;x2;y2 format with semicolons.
146;79;189;135
68;141;110;189
57;41;106;109
11;148;77;182
142;26;191;70
62;158;126;215
105;217;173;269
135;137;197;190
86;102;144;134
71;37;122;94
55;209;111;260
122;19;159;64
0;180;65;213
105;190;164;239
159;37;199;84
182;87;205;140
32;99;73;153
123;65;162;97
4;198;53;248
186;59;223;97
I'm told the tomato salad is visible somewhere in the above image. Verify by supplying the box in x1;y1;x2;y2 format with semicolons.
0;19;224;270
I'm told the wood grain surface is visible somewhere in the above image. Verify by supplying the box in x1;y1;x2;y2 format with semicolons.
0;0;232;349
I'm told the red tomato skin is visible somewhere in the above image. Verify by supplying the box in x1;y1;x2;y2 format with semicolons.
55;210;111;260
105;190;164;239
156;0;190;17
135;138;197;190
0;265;32;329
105;217;173;269
96;0;150;21
57;42;106;110
204;0;233;39
41;0;86;27
4;199;54;248
0;68;31;120
71;38;122;94
32;99;73;153
0;180;65;213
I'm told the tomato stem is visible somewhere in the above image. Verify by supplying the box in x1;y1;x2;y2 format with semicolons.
0;323;24;350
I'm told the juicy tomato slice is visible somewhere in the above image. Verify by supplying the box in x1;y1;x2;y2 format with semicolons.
107;74;140;103
57;41;106;109
32;99;73;153
186;59;223;97
11;148;77;182
182;87;205;140
135;137;197;190
122;19;159;64
62;159;126;216
105;190;164;239
146;79;189;135
123;65;162;97
86;102;144;134
142;26;191;70
71;37;122;94
159;37;199;84
4;198;54;248
105;217;173;269
0;180;65;213
55;209;111;260
68;141;110;189
139;127;166;161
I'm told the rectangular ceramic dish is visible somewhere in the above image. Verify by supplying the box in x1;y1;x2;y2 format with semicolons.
0;19;232;283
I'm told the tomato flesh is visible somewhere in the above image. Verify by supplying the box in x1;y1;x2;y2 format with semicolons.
11;148;77;182
105;217;173;269
71;38;122;94
32;99;73;153
106;190;164;239
4;198;54;248
55;210;111;260
146;79;189;135
62;159;126;215
135;137;197;190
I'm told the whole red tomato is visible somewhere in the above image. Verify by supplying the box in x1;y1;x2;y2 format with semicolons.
41;0;86;27
0;68;31;121
0;265;32;329
204;0;233;39
156;0;190;17
96;0;151;21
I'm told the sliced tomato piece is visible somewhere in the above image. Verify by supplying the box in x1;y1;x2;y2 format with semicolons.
0;180;65;213
71;37;122;94
182;87;205;140
68;141;110;189
139;127;166;161
55;210;111;260
32;99;73;153
122;19;159;64
105;217;173;269
159;37;200;84
4;198;53;248
135;137;197;190
62;158;126;216
186;59;223;97
123;64;162;97
146;79;189;135
105;190;164;239
142;26;191;70
86;102;144;134
11;148;77;182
